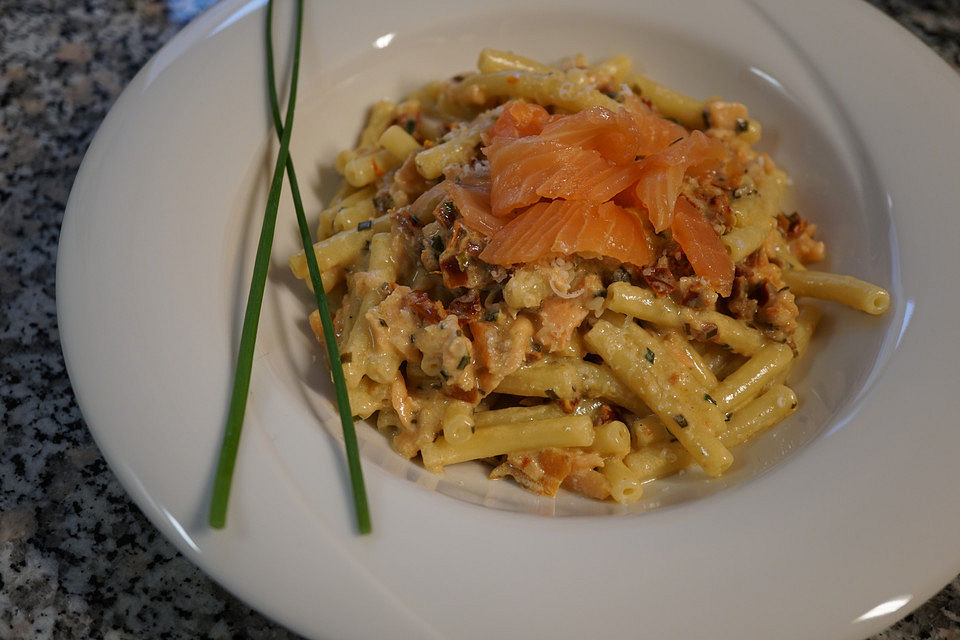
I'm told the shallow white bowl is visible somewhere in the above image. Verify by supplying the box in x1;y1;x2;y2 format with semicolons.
58;1;960;638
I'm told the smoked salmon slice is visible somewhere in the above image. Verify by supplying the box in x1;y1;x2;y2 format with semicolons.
479;200;654;267
633;130;727;232
671;197;734;296
484;137;640;216
489;100;552;139
442;181;504;237
538;104;687;164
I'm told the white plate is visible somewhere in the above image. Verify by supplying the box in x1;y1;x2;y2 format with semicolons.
57;0;960;638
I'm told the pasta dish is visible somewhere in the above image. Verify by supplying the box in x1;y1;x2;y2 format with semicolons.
288;49;890;504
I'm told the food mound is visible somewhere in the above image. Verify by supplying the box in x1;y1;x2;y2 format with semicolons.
289;49;889;504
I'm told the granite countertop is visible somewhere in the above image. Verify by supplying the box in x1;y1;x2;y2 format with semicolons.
2;0;959;638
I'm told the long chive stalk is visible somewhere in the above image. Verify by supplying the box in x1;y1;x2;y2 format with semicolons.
208;0;305;529
264;2;371;533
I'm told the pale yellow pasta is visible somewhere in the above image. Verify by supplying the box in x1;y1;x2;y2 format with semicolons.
441;399;475;444
711;342;794;413
288;50;891;505
334;149;357;174
477;48;553;74
495;358;648;417
782;269;891;315
719;385;797;448
303;265;345;296
289;214;390;279
332;198;376;233
317;185;374;239
494;359;580;399
630;416;672;447
657;329;719;389
601;458;644;504
605;281;768;355
502;270;552;309
567;359;650;417
378;124;422;160
586;54;632;85
623;442;690;483
624;72;762;144
722;170;789;261
472;403;566;428
414;110;498;179
771;305;821;387
347;377;390;420
342;233;398;387
376;408;403;434
343;148;400;187
585;318;733;477
448;70;620;113
358;100;397;149
420;415;594;472
722;217;775;264
624;72;705;129
590;421;631;458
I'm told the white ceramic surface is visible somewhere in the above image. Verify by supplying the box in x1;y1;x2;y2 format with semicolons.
57;1;960;638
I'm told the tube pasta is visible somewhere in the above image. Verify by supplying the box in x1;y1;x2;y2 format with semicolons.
473;403;566;428
415;110;499;179
605;281;768;355
585;318;733;477
590;421;631;458
601;458;643;504
448;70;620;114
719;384;797;448
289;214;390;279
711;342;794;412
287;49;891;505
420;415;594;472
782;269;891;315
441;400;476;444
477;48;553;74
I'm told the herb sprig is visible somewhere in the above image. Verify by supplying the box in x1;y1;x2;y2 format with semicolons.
209;0;371;534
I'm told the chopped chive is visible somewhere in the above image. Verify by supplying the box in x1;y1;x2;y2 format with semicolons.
704;393;717;405
404;119;416;134
644;348;655;364
735;118;749;133
725;412;732;422
457;355;470;370
357;220;372;231
673;414;688;428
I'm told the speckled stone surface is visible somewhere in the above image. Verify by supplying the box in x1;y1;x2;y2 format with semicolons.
1;0;958;638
